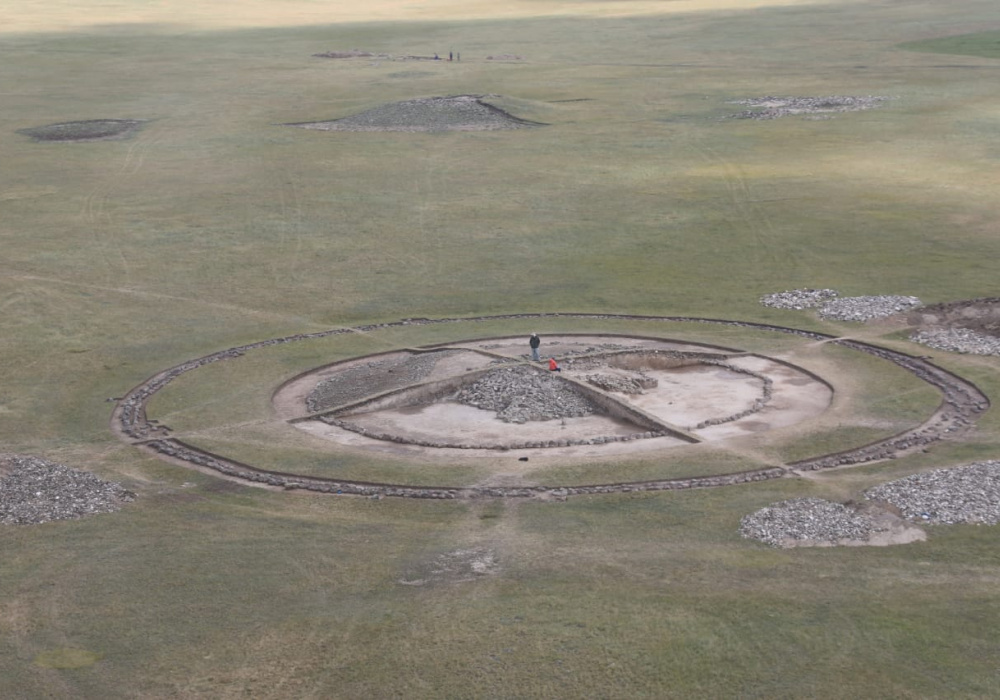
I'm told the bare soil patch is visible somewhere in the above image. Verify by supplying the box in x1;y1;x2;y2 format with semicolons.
285;95;545;132
18;119;144;142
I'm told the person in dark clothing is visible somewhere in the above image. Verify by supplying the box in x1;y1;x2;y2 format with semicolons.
529;333;541;361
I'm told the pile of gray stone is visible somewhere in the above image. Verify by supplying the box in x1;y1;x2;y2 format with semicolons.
585;372;657;394
739;497;881;546
817;295;922;322
0;455;135;526
760;288;840;310
454;366;597;423
287;95;542;132
308;351;458;412
731;96;889;120
865;461;1000;525
910;328;1000;356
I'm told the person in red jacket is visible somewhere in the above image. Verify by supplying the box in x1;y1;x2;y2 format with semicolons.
548;357;561;372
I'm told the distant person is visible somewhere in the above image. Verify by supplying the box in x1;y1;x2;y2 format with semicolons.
548;358;561;372
529;333;541;361
449;51;453;61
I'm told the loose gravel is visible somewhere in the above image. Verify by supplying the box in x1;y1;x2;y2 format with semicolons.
865;461;1000;525
0;455;135;525
454;366;597;423
818;295;922;322
910;327;1000;356
740;497;881;546
760;288;840;310
731;96;889;120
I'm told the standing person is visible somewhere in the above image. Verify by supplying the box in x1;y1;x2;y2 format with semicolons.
529;333;541;361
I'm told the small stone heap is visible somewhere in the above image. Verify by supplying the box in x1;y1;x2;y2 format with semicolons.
865;461;1000;525
818;295;922;322
910;328;1000;356
0;455;135;526
740;497;881;546
454;366;597;423
760;288;839;310
585;372;657;395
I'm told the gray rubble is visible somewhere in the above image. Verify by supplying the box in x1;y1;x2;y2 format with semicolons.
865;461;1000;525
740;497;882;546
818;295;922;322
730;96;890;120
910;327;1000;356
307;351;460;412
760;288;840;310
0;455;135;525
453;366;597;423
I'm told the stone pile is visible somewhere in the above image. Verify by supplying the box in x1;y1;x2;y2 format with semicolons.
0;455;135;525
910;328;1000;356
585;372;657;394
760;288;839;309
307;351;458;412
731;96;889;120
865;461;1000;525
818;295;922;322
287;95;542;133
454;366;597;423
740;497;882;546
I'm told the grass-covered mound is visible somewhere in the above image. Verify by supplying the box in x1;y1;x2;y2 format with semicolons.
17;119;143;142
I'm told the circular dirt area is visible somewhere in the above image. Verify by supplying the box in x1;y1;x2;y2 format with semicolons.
112;314;988;499
18;119;144;142
285;95;545;132
274;335;832;454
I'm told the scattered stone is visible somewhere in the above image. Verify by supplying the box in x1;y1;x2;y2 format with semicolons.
730;96;890;120
865;461;1000;525
760;288;839;310
818;295;922;322
910;327;1000;356
740;497;882;546
0;455;135;525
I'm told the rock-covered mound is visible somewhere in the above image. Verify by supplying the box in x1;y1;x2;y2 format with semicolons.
910;327;1000;356
454;366;597;423
740;497;881;547
865;461;1000;525
286;95;544;132
18;119;144;142
0;455;135;525
818;295;922;322
731;96;889;120
760;288;840;310
308;351;459;412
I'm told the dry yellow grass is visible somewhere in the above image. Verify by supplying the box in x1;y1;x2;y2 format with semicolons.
3;0;836;34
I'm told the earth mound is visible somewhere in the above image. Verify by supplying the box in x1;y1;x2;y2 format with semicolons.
18;119;144;142
909;298;1000;355
285;95;545;132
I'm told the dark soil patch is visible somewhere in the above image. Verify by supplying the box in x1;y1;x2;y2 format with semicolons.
18;119;144;142
313;50;381;59
910;298;1000;338
284;95;546;133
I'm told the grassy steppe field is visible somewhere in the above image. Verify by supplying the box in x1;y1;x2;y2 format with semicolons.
3;0;1000;696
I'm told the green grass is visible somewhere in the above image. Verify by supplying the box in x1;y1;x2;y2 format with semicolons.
900;30;1000;60
5;0;1000;696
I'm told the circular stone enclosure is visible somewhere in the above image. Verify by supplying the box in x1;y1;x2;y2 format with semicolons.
113;315;989;498
274;334;832;455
